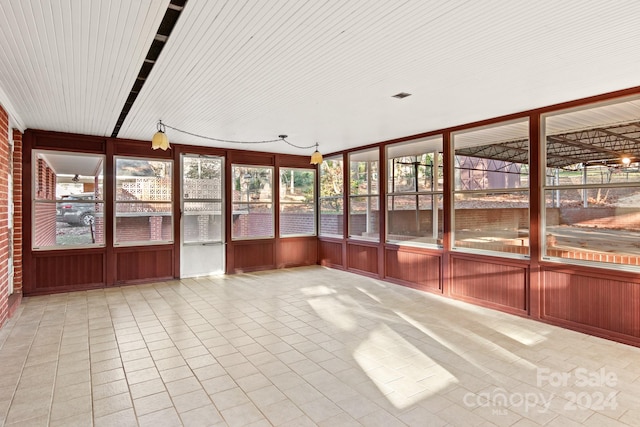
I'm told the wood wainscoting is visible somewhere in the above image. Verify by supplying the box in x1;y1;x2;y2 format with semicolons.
542;266;640;345
319;238;344;269
229;240;276;273
27;248;105;295
114;246;174;284
278;237;318;269
384;245;441;292
347;240;379;276
449;253;528;314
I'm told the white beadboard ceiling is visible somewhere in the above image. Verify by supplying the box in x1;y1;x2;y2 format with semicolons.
1;0;639;157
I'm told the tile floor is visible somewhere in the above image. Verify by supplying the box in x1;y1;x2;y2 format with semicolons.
0;266;639;427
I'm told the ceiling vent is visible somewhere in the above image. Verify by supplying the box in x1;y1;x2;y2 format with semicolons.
392;92;412;99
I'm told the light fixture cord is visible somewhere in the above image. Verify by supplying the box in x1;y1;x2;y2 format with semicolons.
162;122;317;150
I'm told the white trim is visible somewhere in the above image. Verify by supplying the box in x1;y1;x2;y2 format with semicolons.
0;88;25;132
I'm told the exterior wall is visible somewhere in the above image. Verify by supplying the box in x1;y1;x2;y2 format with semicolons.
115;216;172;242
0;106;8;326
33;158;56;247
12;129;22;294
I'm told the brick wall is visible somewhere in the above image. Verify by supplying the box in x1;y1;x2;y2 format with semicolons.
558;207;640;230
320;213;343;236
115;216;172;243
232;213;274;238
455;207;529;231
280;213;315;235
33;158;57;248
0;106;8;327
12;129;22;293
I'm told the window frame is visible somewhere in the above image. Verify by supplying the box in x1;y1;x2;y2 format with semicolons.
451;118;531;259
318;156;344;238
385;136;444;248
348;148;380;241
279;167;316;238
114;156;174;247
231;164;275;240
32;149;106;250
541;95;640;270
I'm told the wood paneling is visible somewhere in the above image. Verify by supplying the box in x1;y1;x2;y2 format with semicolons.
115;246;173;283
319;239;343;268
231;241;276;273
30;130;105;153
450;255;527;312
278;238;317;268
347;242;378;275
542;269;640;340
28;250;105;295
385;247;441;292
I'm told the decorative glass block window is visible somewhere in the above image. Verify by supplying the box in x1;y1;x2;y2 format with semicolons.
280;168;316;237
115;157;173;245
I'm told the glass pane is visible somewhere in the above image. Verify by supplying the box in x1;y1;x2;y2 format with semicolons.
115;203;172;244
545;187;640;265
546;162;640;187
232;203;274;239
280;202;315;236
319;198;343;237
387;195;443;246
349;196;380;240
546;99;640;174
183;201;222;243
454;120;529;191
116;159;172;202
34;202;105;247
454;192;529;255
34;150;105;249
350;158;379;195
280;169;314;202
320;158;343;198
232;166;273;203
183;157;222;200
388;155;441;192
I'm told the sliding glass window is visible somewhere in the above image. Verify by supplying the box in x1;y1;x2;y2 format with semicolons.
386;136;443;247
349;148;379;240
114;157;173;246
452;119;530;256
543;97;640;269
231;165;274;239
319;156;344;238
280;168;316;236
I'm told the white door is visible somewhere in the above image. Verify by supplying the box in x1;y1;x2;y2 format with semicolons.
180;155;225;277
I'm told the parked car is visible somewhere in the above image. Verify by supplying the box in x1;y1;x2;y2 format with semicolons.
56;193;96;226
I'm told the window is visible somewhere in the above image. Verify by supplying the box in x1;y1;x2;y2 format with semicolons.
349;149;379;240
319;156;344;237
543;97;640;268
33;150;105;249
232;165;274;239
115;157;173;245
387;137;443;247
280;168;315;236
452;119;530;256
